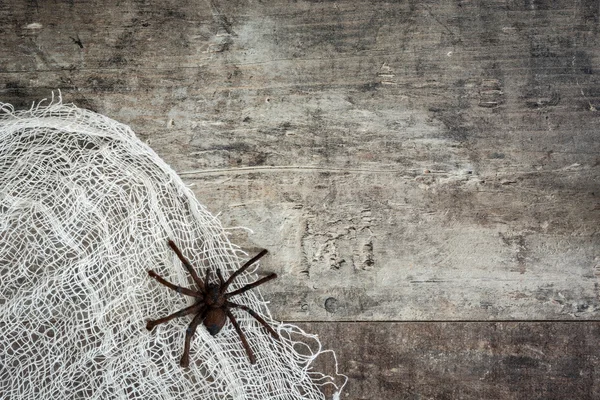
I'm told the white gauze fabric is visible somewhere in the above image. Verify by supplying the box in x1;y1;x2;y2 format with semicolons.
0;96;346;400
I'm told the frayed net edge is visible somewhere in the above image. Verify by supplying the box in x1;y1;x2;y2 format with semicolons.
279;323;348;399
0;90;65;117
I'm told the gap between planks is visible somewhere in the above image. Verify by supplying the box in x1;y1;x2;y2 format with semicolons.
283;319;600;324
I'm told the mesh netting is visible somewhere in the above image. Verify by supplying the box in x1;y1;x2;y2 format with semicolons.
0;94;345;400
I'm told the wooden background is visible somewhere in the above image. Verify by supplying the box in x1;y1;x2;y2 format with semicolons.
1;0;599;398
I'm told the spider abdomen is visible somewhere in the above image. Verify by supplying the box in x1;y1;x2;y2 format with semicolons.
203;307;227;336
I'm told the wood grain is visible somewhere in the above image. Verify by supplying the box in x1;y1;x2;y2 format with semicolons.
299;321;600;400
3;1;600;397
1;1;599;323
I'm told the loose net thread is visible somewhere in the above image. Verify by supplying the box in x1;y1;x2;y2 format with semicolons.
0;95;346;400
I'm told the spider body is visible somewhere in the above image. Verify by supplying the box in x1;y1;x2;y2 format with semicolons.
205;283;225;308
202;284;227;335
146;240;278;367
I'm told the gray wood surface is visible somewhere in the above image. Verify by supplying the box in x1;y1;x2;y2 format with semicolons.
300;321;600;400
2;0;599;398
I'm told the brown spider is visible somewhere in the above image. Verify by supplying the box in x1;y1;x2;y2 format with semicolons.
146;240;279;367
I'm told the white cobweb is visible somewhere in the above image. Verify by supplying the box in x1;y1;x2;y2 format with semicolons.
0;94;346;400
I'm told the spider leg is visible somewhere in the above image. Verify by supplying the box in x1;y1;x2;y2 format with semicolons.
227;301;279;340
168;240;205;292
204;268;211;292
226;273;277;298
223;249;268;291
226;309;256;364
146;303;203;331
180;307;206;368
216;269;225;286
148;270;203;298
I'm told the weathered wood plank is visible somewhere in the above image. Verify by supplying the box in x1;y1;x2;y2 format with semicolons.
299;321;600;400
1;0;599;321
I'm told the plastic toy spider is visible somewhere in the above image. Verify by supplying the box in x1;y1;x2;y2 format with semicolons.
146;240;279;367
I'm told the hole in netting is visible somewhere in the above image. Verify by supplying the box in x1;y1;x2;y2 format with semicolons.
76;138;101;151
